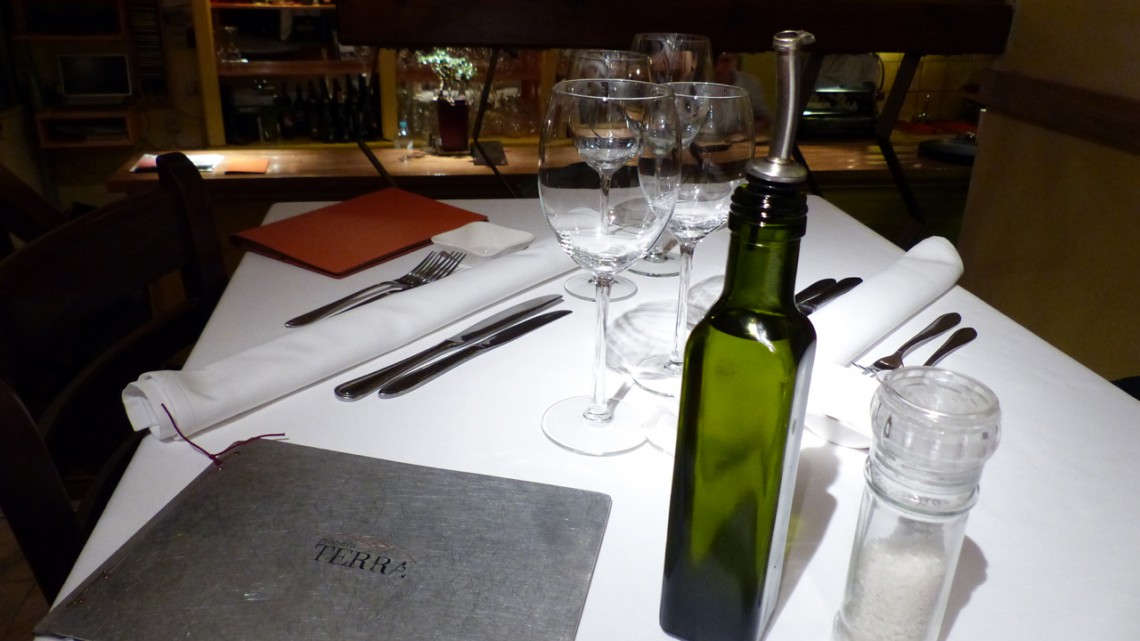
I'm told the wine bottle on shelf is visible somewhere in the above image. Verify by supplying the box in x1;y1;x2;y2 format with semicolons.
321;80;335;143
277;82;295;139
368;72;384;141
335;74;348;140
329;79;344;142
660;30;817;641
292;84;309;140
358;73;378;141
307;81;323;141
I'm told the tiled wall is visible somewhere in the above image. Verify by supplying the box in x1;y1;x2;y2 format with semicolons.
878;53;998;124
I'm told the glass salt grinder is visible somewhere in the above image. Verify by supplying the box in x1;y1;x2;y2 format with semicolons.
834;366;1001;641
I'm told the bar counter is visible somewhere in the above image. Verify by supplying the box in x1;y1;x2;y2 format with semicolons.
107;134;972;202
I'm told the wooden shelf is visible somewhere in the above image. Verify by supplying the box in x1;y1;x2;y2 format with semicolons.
195;0;552;147
34;107;139;149
211;1;336;9
12;0;142;149
217;60;372;77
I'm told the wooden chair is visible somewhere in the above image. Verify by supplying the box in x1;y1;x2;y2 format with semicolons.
0;161;70;260
0;152;228;601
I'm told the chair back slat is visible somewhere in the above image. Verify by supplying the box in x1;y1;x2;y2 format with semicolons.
0;152;227;602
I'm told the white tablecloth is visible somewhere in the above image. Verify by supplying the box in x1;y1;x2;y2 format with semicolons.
49;196;1140;641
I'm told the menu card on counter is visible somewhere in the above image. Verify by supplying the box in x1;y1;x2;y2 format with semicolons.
222;157;270;174
37;439;611;641
232;188;487;278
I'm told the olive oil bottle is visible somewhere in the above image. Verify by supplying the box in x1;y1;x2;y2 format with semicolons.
660;30;817;641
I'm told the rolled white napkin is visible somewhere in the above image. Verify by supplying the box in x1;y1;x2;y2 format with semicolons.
123;237;576;440
809;236;963;366
805;236;963;447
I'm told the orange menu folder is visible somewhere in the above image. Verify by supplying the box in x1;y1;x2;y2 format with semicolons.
232;188;486;278
223;157;270;174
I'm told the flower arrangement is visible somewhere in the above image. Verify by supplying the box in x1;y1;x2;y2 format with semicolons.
416;48;477;103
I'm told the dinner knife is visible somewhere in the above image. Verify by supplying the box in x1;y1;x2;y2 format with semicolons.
377;309;572;398
334;294;564;401
923;327;978;367
798;276;863;314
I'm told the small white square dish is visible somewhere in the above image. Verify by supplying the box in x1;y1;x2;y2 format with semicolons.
432;222;535;259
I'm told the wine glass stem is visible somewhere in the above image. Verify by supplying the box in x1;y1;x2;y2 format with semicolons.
588;274;614;422
670;243;696;366
645;240;666;262
600;173;614;226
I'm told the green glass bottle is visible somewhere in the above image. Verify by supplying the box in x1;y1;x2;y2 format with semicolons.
660;30;817;641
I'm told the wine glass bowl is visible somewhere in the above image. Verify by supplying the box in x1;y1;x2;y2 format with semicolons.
539;79;681;455
632;82;755;399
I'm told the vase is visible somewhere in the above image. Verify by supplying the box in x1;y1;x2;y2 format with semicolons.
436;98;469;153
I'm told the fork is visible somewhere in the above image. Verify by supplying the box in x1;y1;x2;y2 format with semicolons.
856;312;961;374
284;251;465;327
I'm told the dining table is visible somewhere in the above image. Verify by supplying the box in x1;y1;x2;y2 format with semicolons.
42;194;1140;641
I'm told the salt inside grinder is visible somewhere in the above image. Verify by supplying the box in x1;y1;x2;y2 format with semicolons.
834;367;1001;641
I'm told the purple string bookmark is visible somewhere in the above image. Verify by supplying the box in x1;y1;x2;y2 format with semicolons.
161;404;285;467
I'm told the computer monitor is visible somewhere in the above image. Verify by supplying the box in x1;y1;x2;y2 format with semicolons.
57;53;132;104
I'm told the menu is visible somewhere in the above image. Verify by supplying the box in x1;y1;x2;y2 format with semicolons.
231;188;487;278
37;439;611;641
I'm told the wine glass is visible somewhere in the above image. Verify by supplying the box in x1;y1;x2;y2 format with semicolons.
629;33;714;277
630;33;714;84
568;49;654;82
631;82;755;398
561;50;654;303
538;79;681;455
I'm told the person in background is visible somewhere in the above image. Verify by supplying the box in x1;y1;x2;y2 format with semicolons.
713;52;771;135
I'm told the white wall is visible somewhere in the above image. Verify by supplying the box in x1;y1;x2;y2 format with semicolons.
957;0;1140;380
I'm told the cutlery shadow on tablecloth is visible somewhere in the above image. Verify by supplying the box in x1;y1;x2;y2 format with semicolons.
776;444;840;618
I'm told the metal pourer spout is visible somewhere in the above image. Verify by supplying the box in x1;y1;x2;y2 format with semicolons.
747;30;815;184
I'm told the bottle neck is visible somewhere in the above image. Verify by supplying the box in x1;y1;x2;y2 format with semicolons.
720;179;808;309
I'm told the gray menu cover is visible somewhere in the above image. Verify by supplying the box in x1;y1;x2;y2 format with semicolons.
37;439;612;641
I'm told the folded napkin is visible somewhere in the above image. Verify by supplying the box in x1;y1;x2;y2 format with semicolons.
123;238;576;440
805;236;963;448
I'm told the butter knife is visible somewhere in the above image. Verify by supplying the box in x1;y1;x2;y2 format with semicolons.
378;309;572;398
334;294;564;400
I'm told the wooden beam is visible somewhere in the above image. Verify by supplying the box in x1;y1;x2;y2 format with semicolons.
336;0;1013;54
981;69;1140;156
